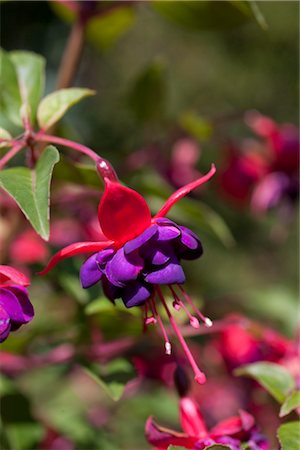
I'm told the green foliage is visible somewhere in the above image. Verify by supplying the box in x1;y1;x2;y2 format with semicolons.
10;51;45;124
0;49;22;126
83;358;135;402
204;446;232;450
277;422;300;450
0;127;12;147
152;1;255;31
279;391;300;417
37;88;95;130
0;145;59;240
53;156;102;188
235;362;295;403
127;60;167;123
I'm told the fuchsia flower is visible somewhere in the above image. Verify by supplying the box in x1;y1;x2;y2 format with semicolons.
146;368;268;450
0;265;34;342
40;163;216;383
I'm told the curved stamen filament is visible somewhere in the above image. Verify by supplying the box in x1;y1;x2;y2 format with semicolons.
169;286;199;329
177;285;213;327
150;297;172;355
156;286;206;384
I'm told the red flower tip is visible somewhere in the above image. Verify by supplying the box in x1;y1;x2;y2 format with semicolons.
98;179;152;243
0;265;30;287
38;241;113;276
155;164;216;219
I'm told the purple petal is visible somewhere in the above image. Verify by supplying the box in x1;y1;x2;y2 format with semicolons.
157;225;181;241
80;253;102;289
96;247;115;266
141;242;173;266
101;276;121;302
145;256;185;284
124;224;158;254
105;248;143;287
178;226;203;260
0;287;30;324
154;218;176;226
0;305;11;342
122;281;152;307
8;286;34;324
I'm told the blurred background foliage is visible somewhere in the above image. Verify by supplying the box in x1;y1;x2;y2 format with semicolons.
0;1;299;449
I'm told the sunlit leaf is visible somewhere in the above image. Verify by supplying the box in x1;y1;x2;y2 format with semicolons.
37;88;95;130
280;391;300;417
0;127;12;148
277;422;300;450
0;145;60;240
235;362;295;403
10;51;45;124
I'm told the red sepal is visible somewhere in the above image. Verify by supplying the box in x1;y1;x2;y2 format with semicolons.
39;241;113;275
145;416;197;450
98;179;151;243
154;164;216;219
210;409;254;438
0;265;30;287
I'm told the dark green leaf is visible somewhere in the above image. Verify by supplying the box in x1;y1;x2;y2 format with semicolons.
127;60;167;123
280;391;300;417
83;358;135;402
235;362;295;403
37;88;95;130
152;1;253;31
277;422;300;450
10;51;45;124
0;49;22;126
0;145;60;240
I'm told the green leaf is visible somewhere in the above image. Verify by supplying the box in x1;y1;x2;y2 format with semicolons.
235;362;295;403
127;60;167;123
277;422;300;450
152;1;253;31
0;145;60;240
87;7;135;50
179;111;213;141
10;51;45;124
0;49;22;126
37;88;95;130
82;359;135;402
4;424;44;450
280;391;300;417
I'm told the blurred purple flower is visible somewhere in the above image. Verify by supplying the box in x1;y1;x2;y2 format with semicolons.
0;265;34;342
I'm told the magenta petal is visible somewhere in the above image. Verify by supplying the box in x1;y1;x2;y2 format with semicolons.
106;248;143;287
124;224;158;254
80;254;102;288
157;225;181;241
122;281;152;307
0;288;28;324
145;256;185;284
8;287;34;323
0;305;11;342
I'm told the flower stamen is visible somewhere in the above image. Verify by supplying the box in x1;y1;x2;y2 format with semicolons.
149;297;172;355
169;286;199;329
156;286;206;384
177;284;213;328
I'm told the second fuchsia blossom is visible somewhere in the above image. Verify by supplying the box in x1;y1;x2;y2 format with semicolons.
0;265;34;342
40;162;216;384
146;368;269;450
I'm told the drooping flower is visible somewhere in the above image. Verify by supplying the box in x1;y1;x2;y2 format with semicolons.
40;162;216;383
0;265;34;343
145;367;269;450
